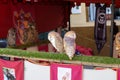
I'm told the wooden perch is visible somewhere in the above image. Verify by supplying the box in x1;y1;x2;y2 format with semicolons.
0;48;120;68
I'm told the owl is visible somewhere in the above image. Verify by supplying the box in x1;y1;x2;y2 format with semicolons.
63;31;76;60
114;32;120;56
7;28;16;47
48;31;64;53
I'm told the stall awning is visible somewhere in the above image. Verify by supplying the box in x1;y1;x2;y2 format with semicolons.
65;0;120;7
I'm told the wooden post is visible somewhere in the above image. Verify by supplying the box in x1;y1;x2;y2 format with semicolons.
68;1;71;31
110;0;115;57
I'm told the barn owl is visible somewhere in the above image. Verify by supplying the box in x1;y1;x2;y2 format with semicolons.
114;32;120;54
48;31;64;53
63;31;76;60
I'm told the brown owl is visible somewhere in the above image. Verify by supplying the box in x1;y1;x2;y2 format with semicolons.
63;31;76;60
7;28;16;47
48;31;64;53
114;32;120;56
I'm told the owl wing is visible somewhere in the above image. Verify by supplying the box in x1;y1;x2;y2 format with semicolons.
54;34;64;53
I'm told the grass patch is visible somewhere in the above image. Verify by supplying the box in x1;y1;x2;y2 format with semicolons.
0;48;120;65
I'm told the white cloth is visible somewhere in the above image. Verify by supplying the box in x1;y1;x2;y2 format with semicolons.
83;68;117;80
24;60;50;80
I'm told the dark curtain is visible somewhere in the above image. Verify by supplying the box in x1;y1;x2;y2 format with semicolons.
0;0;68;38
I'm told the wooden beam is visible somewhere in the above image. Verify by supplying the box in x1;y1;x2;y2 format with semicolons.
110;0;115;57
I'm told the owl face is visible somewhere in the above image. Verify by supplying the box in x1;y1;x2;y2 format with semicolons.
7;28;16;46
8;28;16;38
64;31;76;39
48;35;56;48
115;32;120;44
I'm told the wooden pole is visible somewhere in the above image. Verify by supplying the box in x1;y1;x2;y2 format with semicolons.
68;1;71;31
110;0;115;57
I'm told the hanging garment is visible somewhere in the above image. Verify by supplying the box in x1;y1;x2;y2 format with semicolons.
24;60;50;80
83;68;117;80
94;3;107;53
13;9;38;45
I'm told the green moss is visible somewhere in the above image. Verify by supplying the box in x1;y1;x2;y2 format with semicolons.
0;48;120;65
